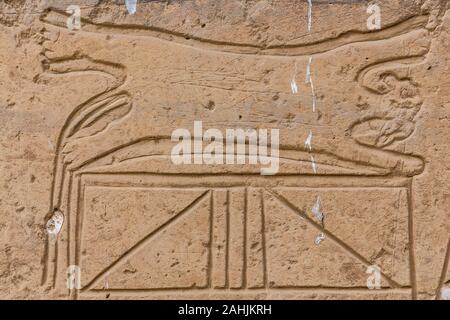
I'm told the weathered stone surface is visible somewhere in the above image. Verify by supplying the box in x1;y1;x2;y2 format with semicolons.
0;0;449;299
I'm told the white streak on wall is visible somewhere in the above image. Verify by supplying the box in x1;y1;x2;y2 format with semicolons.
315;232;326;245
125;0;137;15
312;195;324;223
310;77;316;112
305;57;311;83
310;79;316;112
291;62;299;94
307;0;313;32
66;5;81;31
310;155;317;174
441;287;450;300
305;57;316;112
291;79;298;94
46;210;64;239
305;130;313;151
312;196;326;245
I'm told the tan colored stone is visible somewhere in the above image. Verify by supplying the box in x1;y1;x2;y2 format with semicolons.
0;0;449;299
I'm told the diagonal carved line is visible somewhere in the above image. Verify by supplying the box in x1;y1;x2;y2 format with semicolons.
82;190;211;291
266;189;402;289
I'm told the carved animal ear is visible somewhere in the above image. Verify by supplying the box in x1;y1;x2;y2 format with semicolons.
68;94;132;140
351;118;415;148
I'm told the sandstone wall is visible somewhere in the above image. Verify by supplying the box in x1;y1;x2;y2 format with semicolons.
0;0;448;300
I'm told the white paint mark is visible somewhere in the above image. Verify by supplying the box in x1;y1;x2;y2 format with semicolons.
310;155;317;173
305;57;316;112
305;57;312;83
46;210;64;239
312;195;325;244
310;78;316;112
307;0;313;32
125;0;138;15
367;3;381;30
311;195;324;223
67;265;81;290
305;130;313;151
441;287;450;300
366;265;382;289
105;276;109;289
47;138;54;151
291;79;298;94
66;5;81;31
315;232;326;245
291;62;299;94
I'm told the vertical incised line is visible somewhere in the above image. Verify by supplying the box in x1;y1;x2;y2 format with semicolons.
407;179;417;299
208;190;214;289
225;190;230;289
243;187;248;289
260;189;268;289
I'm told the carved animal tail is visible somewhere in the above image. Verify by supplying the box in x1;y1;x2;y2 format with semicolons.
42;56;129;290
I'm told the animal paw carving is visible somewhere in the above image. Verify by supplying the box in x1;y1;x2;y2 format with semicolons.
61;139;86;170
351;118;415;148
40;27;83;61
60;93;133;170
352;69;423;148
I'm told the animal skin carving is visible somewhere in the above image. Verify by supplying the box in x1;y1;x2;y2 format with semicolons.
31;2;448;300
39;9;433;179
